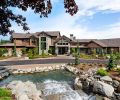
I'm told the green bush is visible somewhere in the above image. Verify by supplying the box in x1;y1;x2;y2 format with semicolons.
12;44;17;56
96;68;108;76
28;49;33;59
71;48;76;54
21;48;27;55
0;48;8;57
107;54;117;70
0;88;12;97
91;49;96;58
117;68;120;75
33;47;39;55
79;53;91;59
0;97;12;100
75;53;80;65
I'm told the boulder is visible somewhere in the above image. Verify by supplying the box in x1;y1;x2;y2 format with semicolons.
46;94;60;100
117;85;120;93
7;81;42;100
113;80;120;88
100;76;112;82
18;94;30;100
93;81;114;97
74;77;82;90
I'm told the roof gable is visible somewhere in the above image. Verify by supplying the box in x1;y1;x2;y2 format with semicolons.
55;35;72;43
86;40;106;47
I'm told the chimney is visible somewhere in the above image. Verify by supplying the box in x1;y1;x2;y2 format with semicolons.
73;36;76;40
70;34;74;40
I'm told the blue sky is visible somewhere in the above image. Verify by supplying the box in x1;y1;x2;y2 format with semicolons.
1;0;120;40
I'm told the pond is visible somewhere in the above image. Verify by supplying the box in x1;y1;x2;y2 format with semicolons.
1;70;75;85
0;70;90;100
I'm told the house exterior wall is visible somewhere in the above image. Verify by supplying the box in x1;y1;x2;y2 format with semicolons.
38;33;52;55
6;32;120;56
13;38;30;46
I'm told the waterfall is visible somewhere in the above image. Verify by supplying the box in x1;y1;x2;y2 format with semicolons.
40;80;90;100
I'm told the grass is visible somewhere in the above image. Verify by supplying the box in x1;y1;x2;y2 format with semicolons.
29;54;56;59
0;88;12;100
0;56;11;60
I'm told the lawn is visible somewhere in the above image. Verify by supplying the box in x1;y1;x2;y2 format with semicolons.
0;88;13;100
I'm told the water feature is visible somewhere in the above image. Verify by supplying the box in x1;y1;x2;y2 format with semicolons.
0;70;91;100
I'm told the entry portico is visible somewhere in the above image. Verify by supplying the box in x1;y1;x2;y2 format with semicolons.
55;35;71;55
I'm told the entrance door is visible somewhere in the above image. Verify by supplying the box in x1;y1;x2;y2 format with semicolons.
58;47;68;54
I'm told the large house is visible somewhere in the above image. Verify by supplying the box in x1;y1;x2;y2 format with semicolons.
1;31;120;56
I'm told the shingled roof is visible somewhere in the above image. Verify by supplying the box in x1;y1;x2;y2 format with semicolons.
12;31;60;39
11;33;32;38
100;38;120;47
74;39;96;43
35;31;60;37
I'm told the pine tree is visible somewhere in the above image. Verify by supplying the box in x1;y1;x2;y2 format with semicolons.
107;54;117;70
12;44;17;56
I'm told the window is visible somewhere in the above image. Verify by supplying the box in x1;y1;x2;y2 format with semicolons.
41;37;46;41
41;37;46;50
41;42;46;50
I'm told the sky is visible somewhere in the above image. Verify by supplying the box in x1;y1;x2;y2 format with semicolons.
1;0;120;40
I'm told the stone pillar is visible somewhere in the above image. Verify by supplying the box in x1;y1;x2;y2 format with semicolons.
39;36;41;55
46;37;49;54
68;44;70;54
55;44;58;55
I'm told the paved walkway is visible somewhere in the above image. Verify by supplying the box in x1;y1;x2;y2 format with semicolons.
0;55;74;61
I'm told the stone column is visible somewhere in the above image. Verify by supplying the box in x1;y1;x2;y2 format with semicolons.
39;36;41;55
68;44;70;54
46;37;48;54
55;44;58;55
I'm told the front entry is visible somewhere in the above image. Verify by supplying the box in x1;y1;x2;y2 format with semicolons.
58;47;68;54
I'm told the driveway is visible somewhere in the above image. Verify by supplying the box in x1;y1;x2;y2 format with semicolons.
0;55;108;66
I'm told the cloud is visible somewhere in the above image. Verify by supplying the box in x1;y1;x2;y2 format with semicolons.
76;0;120;16
3;0;120;40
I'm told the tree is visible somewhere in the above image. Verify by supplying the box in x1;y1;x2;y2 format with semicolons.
75;44;80;65
107;54;117;70
0;0;78;35
12;43;17;56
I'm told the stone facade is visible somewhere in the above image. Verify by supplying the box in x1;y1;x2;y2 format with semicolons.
1;31;120;56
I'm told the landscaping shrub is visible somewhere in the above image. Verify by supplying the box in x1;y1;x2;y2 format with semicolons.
33;47;39;55
48;47;55;55
91;49;96;58
48;48;52;54
96;68;108;76
12;44;17;56
27;49;33;59
107;54;117;70
0;48;8;57
41;49;46;57
117;68;120;75
70;48;76;54
21;48;27;55
0;97;12;100
0;88;12;97
79;53;91;59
